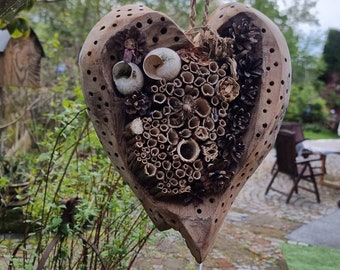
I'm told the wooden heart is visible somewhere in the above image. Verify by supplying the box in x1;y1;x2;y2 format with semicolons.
79;2;291;263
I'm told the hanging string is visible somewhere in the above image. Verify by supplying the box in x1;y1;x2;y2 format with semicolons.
189;0;210;36
189;0;197;31
202;0;210;28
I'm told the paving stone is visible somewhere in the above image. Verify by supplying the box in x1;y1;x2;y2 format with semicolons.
132;150;340;269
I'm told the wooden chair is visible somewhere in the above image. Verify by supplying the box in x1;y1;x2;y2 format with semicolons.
265;129;324;203
271;122;325;173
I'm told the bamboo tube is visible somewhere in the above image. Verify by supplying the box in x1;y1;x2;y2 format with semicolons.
174;87;185;97
195;98;211;118
217;68;226;77
162;160;171;171
149;127;160;137
150;147;160;157
199;66;209;77
194;126;209;141
179;128;192;138
209;61;219;73
203;117;215;131
209;132;217;141
193;159;203;170
211;96;220;106
147;138;157;147
216;126;225;137
207;74;219;85
178;179;187;187
166;83;175;95
188;116;200;130
177;139;200;163
152;110;163;119
153;93;167;105
169;178;178;186
144;163;157;177
158;152;167;160
160;123;169;133
156;170;165;181
162;106;171;116
179;186;191;193
193;170;201;180
172;160;181;169
175;168;186;179
151;84;159;93
194;77;205;87
189;62;200;74
180;71;194;84
152;120;160;128
201;83;214;97
166;170;174;179
167;128;179;145
174;78;182;87
157;133;167;144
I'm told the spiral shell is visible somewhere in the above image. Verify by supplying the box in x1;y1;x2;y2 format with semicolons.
143;48;182;81
112;61;144;95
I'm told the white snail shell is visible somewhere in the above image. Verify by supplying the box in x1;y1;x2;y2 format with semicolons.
112;61;144;95
143;48;181;81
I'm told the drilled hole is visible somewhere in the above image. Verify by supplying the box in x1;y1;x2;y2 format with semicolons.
160;27;167;34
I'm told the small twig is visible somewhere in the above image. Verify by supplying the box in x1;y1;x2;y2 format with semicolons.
0;97;42;130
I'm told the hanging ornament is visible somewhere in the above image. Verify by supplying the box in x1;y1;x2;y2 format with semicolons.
79;2;291;263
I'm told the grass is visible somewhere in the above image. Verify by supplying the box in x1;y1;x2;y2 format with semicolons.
281;243;340;270
303;127;339;140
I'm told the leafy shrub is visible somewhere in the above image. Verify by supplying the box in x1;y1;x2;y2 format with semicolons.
6;84;154;269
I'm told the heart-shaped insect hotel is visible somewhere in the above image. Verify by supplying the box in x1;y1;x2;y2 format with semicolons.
79;2;291;263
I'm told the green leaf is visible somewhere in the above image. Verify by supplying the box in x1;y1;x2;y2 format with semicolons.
6;17;30;38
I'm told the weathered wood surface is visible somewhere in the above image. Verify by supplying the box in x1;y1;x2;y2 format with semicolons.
0;29;44;88
79;3;291;263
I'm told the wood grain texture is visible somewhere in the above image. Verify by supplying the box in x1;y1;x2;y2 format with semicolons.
79;3;291;263
0;30;43;88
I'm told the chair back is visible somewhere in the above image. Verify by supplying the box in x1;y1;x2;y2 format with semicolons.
281;122;305;144
275;129;298;176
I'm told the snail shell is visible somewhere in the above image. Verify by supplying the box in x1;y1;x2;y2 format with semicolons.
143;48;181;81
112;61;144;95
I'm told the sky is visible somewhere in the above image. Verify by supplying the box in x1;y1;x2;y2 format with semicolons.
278;0;340;55
294;0;340;33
